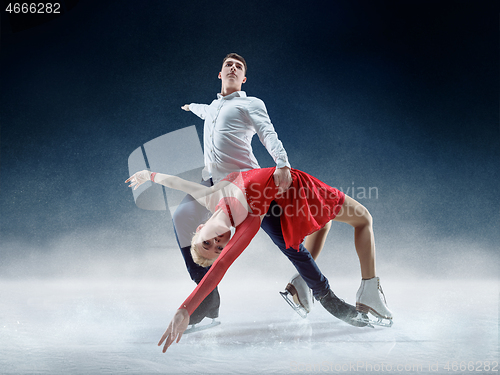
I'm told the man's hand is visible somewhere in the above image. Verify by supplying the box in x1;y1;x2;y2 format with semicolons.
181;104;190;111
273;166;292;194
158;308;190;353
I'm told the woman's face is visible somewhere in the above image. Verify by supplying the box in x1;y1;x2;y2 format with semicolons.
196;223;231;260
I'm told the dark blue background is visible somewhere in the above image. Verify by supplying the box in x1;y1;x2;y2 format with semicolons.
1;1;498;265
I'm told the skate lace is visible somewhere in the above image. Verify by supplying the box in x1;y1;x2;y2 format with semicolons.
377;280;388;306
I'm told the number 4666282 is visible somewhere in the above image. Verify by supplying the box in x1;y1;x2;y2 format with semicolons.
5;3;61;14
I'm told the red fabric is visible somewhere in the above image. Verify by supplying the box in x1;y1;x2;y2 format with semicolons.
277;169;345;249
215;197;240;227
180;214;261;315
179;168;345;315
225;168;345;249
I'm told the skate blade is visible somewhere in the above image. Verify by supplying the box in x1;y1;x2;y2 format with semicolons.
279;290;308;318
356;302;393;327
353;312;393;328
184;318;221;334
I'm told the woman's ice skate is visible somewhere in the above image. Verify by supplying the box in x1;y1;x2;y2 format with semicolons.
355;277;393;327
279;273;313;318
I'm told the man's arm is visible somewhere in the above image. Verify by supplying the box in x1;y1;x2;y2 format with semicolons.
182;103;209;120
247;98;292;192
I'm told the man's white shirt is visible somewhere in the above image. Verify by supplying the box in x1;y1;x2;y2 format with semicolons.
189;91;290;183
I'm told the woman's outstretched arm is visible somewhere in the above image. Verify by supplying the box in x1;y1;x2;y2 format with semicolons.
158;214;262;352
126;170;219;206
153;173;212;201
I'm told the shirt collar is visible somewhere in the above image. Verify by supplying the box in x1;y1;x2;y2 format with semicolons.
217;91;247;100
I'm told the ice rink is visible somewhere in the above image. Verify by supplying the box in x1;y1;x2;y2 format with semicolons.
1;265;497;374
1;1;498;374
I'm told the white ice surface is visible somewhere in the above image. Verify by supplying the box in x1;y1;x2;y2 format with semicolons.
0;276;498;375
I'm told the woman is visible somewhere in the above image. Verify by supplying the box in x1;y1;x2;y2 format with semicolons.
126;167;393;352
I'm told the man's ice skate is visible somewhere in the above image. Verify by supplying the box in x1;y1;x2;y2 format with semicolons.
318;289;368;327
185;287;221;333
184;318;221;334
279;274;313;318
355;277;393;327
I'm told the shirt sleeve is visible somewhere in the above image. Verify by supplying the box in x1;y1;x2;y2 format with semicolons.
247;98;291;169
189;103;209;120
179;214;261;315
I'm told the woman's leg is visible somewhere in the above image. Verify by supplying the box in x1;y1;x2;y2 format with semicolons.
332;195;376;280
332;195;393;323
303;221;332;260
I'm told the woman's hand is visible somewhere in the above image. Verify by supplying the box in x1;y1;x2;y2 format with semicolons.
158;309;190;353
125;170;151;190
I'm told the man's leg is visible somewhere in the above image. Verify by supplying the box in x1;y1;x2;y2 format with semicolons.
172;178;220;325
260;201;366;327
260;201;330;299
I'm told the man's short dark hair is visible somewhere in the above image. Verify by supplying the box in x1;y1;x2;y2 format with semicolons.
223;53;247;74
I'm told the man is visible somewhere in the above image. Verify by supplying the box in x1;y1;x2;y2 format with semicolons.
172;53;358;328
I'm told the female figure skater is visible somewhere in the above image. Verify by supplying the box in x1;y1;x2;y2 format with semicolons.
126;167;393;352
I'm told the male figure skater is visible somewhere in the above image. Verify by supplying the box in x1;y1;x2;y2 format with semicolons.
173;53;353;328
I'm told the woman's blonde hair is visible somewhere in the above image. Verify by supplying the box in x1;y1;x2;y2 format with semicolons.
190;231;216;268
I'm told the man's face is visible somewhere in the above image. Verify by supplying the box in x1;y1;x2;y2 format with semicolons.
218;58;247;87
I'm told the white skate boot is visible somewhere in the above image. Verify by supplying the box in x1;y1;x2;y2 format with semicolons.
279;273;313;318
355;277;393;327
